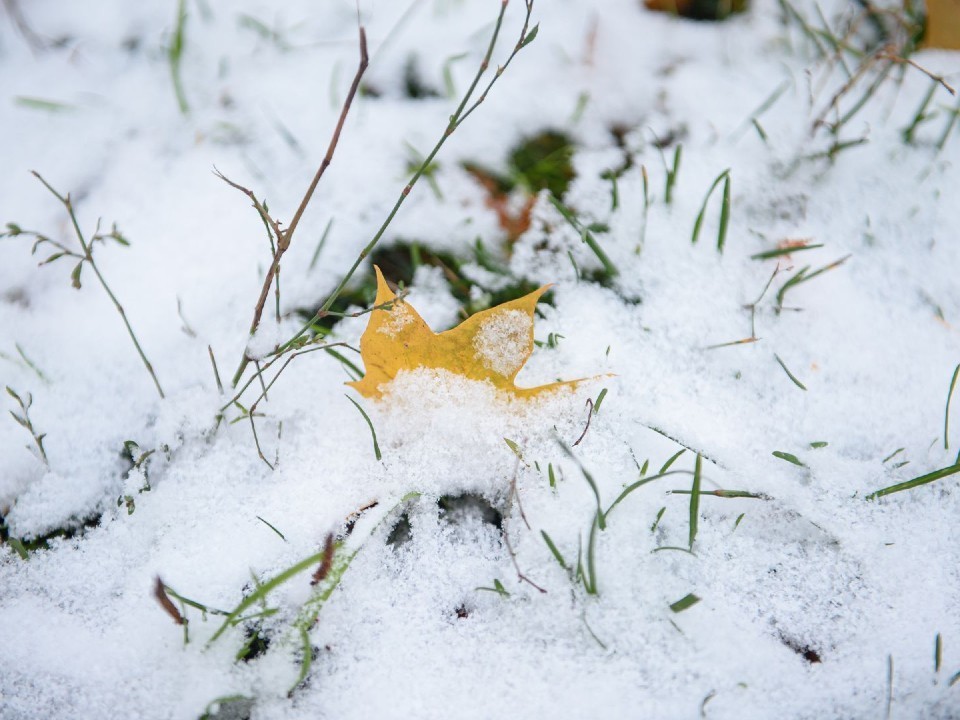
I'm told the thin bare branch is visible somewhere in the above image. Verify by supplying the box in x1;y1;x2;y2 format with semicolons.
231;27;369;387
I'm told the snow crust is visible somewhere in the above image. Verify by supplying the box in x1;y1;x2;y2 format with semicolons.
1;1;960;719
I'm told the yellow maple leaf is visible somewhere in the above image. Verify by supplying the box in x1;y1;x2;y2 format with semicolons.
347;266;583;399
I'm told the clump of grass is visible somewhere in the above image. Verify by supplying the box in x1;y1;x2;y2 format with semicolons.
508;130;575;198
779;0;956;152
162;494;420;700
4;174;165;398
690;168;731;253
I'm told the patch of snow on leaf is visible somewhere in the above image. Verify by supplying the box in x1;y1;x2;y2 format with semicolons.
471;309;532;377
375;302;416;338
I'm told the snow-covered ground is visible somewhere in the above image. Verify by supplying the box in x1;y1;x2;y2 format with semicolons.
2;1;959;718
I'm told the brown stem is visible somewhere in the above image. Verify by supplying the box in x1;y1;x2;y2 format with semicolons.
276;0;536;358
230;27;369;387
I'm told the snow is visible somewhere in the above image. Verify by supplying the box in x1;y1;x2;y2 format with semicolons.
1;0;960;719
471;308;532;376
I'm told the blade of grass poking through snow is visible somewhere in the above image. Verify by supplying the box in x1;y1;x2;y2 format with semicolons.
717;174;731;253
255;516;286;541
476;579;510;596
944;364;959;450
773;450;805;467
651;507;665;532
541;530;570;573
308;218;334;271
288;497;417;690
937;96;960;152
593;388;608;413
504;438;529;466
688;454;702;550
774;353;807;390
556;440;605;529
208;346;224;394
775;255;850;309
885;655;893;720
902;78;939;143
669;593;700;613
733;79;791;139
750;241;824;260
547;194;618;278
660;143;682;205
604;469;693;521
289;542;357;692
935;633;942;674
14;96;76;113
345;395;381;461
882;448;905;463
866;462;960;500
275;1;539;363
691;169;730;247
637;164;649;252
583;512;600;595
169;0;189;114
659;449;686;474
325;347;363;380
12;344;48;383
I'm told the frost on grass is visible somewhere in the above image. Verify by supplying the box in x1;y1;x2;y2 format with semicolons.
471;308;533;377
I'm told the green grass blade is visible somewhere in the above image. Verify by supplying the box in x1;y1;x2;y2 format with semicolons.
774;353;807;391
658;449;686;474
772;450;805;467
944;363;959;450
717;175;731;253
688;454;701;550
691;169;730;246
750;242;823;260
169;0;190;114
255;515;287;541
866;463;960;500
541;530;569;572
669;593;701;613
345;395;381;461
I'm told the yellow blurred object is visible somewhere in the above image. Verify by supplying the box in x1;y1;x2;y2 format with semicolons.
924;0;960;49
